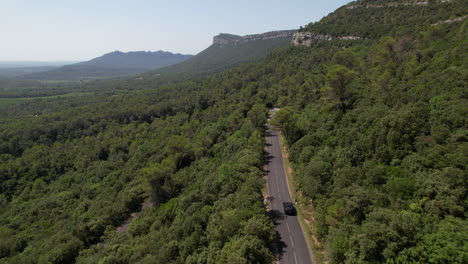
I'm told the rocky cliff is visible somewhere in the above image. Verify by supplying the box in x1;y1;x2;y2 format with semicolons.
345;0;453;9
292;32;363;47
213;30;295;46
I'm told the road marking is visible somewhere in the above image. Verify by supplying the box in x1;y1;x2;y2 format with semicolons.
290;235;295;248
275;130;296;205
275;173;280;193
286;223;290;232
294;252;298;264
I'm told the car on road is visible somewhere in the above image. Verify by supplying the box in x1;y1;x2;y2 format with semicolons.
282;202;296;215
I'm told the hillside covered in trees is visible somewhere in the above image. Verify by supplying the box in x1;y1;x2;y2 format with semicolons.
275;0;468;262
0;0;466;263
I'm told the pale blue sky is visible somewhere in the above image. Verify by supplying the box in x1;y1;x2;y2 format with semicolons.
0;0;351;61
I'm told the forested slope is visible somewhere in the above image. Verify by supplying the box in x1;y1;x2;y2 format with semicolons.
302;0;467;39
0;0;466;263
0;63;278;263
274;0;468;262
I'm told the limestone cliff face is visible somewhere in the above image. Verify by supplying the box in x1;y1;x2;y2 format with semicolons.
292;32;363;47
431;15;468;26
213;35;237;46
213;30;295;46
345;0;453;9
291;32;332;46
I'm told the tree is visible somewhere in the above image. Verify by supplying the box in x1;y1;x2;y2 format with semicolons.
325;65;357;111
142;160;175;205
331;49;360;70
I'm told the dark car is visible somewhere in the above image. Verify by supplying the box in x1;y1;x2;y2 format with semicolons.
282;202;296;215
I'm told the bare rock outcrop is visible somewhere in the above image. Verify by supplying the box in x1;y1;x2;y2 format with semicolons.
292;32;363;47
345;0;453;9
432;15;468;26
213;30;295;46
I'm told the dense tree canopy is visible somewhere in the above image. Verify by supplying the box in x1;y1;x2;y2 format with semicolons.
0;0;466;263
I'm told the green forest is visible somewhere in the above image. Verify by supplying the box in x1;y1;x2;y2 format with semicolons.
0;0;467;263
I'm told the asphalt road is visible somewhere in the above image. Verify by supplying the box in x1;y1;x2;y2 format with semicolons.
266;110;313;264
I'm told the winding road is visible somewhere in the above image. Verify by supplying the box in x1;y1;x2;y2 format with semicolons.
266;109;313;264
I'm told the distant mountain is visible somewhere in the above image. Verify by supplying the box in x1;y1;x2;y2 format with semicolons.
22;51;192;80
144;30;295;82
79;51;192;69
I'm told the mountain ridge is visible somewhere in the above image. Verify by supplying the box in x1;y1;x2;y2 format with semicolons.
78;50;192;68
22;50;192;80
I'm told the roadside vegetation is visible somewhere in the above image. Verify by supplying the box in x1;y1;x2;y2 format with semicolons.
272;1;467;262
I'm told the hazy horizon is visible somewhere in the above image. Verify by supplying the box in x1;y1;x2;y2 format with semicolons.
0;60;80;65
1;0;350;61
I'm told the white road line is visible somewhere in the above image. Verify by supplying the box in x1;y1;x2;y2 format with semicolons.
275;177;280;193
290;235;295;248
274;162;281;193
286;222;290;232
294;252;298;264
